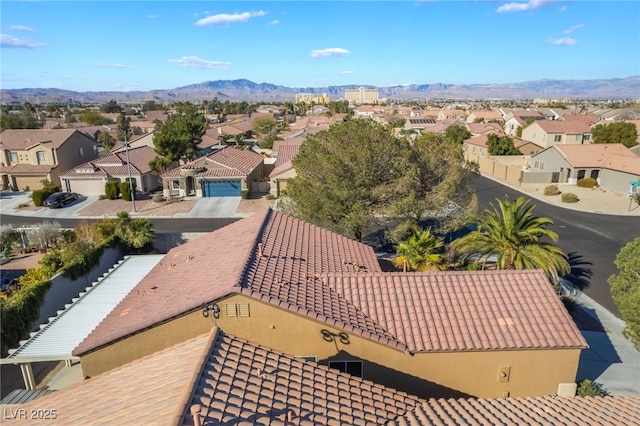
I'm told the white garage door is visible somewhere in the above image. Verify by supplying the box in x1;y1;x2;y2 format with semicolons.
65;178;107;196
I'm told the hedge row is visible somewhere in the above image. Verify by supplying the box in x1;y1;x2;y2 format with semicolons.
32;185;60;207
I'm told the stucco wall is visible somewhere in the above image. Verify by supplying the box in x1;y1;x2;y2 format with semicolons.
79;293;581;398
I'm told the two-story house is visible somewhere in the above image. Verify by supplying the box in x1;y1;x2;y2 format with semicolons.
0;129;99;191
521;120;592;149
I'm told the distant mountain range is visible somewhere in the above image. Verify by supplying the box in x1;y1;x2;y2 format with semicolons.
2;76;639;104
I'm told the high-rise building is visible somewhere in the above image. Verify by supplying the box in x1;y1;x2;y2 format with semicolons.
344;87;379;104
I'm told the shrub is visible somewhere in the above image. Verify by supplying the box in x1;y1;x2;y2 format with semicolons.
544;184;560;196
32;185;59;207
576;379;609;397
105;180;120;200
152;193;165;203
577;177;597;188
265;194;276;200
241;189;250;199
120;181;136;202
561;193;579;203
98;194;107;200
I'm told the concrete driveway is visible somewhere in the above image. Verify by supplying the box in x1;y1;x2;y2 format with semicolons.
0;192;99;219
181;197;242;218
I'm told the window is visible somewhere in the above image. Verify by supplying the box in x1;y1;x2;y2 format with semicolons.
36;151;46;164
10;152;18;163
329;360;363;378
534;161;539;169
584;134;591;141
79;147;84;156
553;135;562;142
539;162;544;170
575;135;582;141
225;303;250;317
172;180;180;190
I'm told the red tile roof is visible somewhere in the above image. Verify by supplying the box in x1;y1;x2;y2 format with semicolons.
73;209;387;356
269;144;300;177
206;146;263;174
183;329;422;425
0;128;82;150
60;145;156;177
534;120;592;134
551;143;637;168
390;396;640;425
327;270;587;351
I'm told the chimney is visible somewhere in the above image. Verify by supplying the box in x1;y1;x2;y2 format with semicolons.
190;405;202;426
258;242;264;258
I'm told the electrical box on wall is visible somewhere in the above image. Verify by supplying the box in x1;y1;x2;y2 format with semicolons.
498;366;511;383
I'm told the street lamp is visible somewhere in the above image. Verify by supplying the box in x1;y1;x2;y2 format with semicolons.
124;133;137;213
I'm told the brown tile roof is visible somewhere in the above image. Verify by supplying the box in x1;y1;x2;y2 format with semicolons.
207;146;263;174
562;114;600;125
464;134;490;148
269;144;300;177
60;146;156;177
183;329;422;425
466;122;504;135
2;332;212;425
327;270;587;351
534;120;592;134
0;164;55;175
390;396;640;425
0;128;80;150
146;110;168;122
73;209;387;356
552;143;637;168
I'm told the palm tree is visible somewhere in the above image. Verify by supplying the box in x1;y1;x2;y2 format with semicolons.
218;134;233;146
394;225;447;272
118;218;155;250
233;134;245;148
450;196;569;279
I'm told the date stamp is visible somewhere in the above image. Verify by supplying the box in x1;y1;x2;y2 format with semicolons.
2;408;57;420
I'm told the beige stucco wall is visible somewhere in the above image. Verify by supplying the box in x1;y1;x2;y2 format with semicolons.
80;294;581;399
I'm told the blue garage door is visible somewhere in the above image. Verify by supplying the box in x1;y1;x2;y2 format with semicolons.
202;180;241;197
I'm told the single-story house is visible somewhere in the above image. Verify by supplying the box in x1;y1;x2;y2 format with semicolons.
269;144;300;197
59;145;160;196
161;146;266;198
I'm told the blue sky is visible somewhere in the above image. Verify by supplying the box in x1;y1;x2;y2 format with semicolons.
2;1;639;92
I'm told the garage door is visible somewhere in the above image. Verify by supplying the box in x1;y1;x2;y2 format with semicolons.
202;180;241;197
65;178;106;196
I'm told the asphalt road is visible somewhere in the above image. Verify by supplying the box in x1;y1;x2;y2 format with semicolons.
2;177;637;316
473;175;639;316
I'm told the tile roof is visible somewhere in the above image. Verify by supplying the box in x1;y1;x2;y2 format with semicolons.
326;270;587;352
2;332;212;425
73;208;388;356
550;143;637;168
60;145;156;177
601;153;640;175
0;164;55;175
390;396;640;425
534;120;592;134
183;329;422;425
562;114;600;125
207;145;263;174
466;122;504;135
0;128;80;150
269;144;300;177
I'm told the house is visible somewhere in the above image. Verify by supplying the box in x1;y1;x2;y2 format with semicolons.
403;118;437;133
463;134;542;164
59;146;160;196
0;129;99;191
521;120;593;149
110;132;156;153
161;146;265;198
466;122;504;135
526;144;640;193
437;109;465;121
5;323;636;425
354;105;375;118
562;114;600;125
71;209;586;399
269;144;300;197
503;110;544;137
465;109;502;123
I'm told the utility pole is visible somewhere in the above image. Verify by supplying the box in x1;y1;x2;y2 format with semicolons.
124;133;137;213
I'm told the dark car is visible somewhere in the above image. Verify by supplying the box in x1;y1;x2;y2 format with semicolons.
1;275;17;292
43;192;79;208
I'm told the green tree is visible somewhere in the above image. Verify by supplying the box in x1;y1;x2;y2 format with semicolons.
286;120;409;240
142;100;164;113
0;111;41;131
487;134;522;155
592;122;638;148
394;226;447;271
451;196;569;279
100;100;122;113
252;116;276;141
218;134;233;146
113;212;155;251
79;110;113;125
98;132;116;151
152;102;205;163
386;133;478;234
116;113;132;141
233;134;246;148
444;124;471;144
609;237;640;349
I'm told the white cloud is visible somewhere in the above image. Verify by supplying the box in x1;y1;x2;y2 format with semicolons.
91;63;126;68
497;0;554;13
558;6;568;12
0;34;46;48
148;14;158;19
195;10;266;26
268;20;279;26
341;70;353;75
546;36;576;46
168;56;231;69
9;25;37;32
564;23;584;34
311;48;350;58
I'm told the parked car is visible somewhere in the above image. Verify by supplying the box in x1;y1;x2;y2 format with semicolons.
43;192;79;208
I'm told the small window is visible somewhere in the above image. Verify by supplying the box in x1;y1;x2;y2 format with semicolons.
172;180;180;190
225;303;250;317
575;135;581;141
237;303;250;317
329;360;363;378
534;161;539;169
10;152;18;163
554;135;562;142
540;162;545;170
79;147;84;156
37;151;46;164
584;134;591;141
225;304;237;317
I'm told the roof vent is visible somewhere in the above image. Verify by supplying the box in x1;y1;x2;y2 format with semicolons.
190;404;202;426
258;242;264;258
